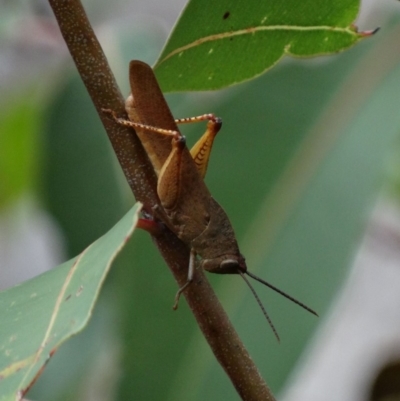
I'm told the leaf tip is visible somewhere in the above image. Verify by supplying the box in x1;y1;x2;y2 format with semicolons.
360;27;380;37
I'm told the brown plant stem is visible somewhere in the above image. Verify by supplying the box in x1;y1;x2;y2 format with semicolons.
48;1;275;400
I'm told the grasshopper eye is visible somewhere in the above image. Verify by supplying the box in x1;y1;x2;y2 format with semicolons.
220;259;239;273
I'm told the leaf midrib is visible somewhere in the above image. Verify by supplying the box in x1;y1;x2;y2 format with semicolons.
158;25;355;65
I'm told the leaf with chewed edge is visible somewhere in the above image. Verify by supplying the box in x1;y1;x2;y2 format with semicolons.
0;203;141;401
155;0;376;91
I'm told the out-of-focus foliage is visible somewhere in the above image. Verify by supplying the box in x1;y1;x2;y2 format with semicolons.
0;99;41;208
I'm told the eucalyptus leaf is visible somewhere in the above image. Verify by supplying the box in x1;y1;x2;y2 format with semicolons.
0;203;141;401
155;0;373;91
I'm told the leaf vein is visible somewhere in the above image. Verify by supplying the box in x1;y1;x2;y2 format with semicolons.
158;25;355;64
16;246;91;396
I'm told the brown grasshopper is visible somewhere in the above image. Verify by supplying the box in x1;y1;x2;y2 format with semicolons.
104;60;316;340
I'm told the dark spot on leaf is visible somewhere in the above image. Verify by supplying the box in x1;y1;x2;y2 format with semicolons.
65;294;71;301
76;285;83;296
223;11;230;20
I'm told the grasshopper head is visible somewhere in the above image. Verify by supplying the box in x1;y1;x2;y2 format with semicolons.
202;254;246;275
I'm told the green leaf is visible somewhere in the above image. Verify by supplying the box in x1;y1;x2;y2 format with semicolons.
154;0;372;91
0;203;141;401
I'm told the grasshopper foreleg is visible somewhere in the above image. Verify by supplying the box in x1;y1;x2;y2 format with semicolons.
173;249;196;310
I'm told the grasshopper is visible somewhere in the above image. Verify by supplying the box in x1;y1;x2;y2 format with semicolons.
104;60;316;340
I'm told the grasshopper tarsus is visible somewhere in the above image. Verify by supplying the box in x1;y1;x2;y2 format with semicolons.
102;108;133;128
101;108;117;119
172;282;188;310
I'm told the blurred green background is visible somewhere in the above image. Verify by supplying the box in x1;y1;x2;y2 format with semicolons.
1;0;400;400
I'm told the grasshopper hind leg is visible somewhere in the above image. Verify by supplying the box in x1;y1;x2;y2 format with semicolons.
173;249;196;310
175;114;222;179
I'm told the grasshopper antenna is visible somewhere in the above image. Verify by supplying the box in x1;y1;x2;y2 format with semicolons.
245;271;318;317
238;270;280;342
